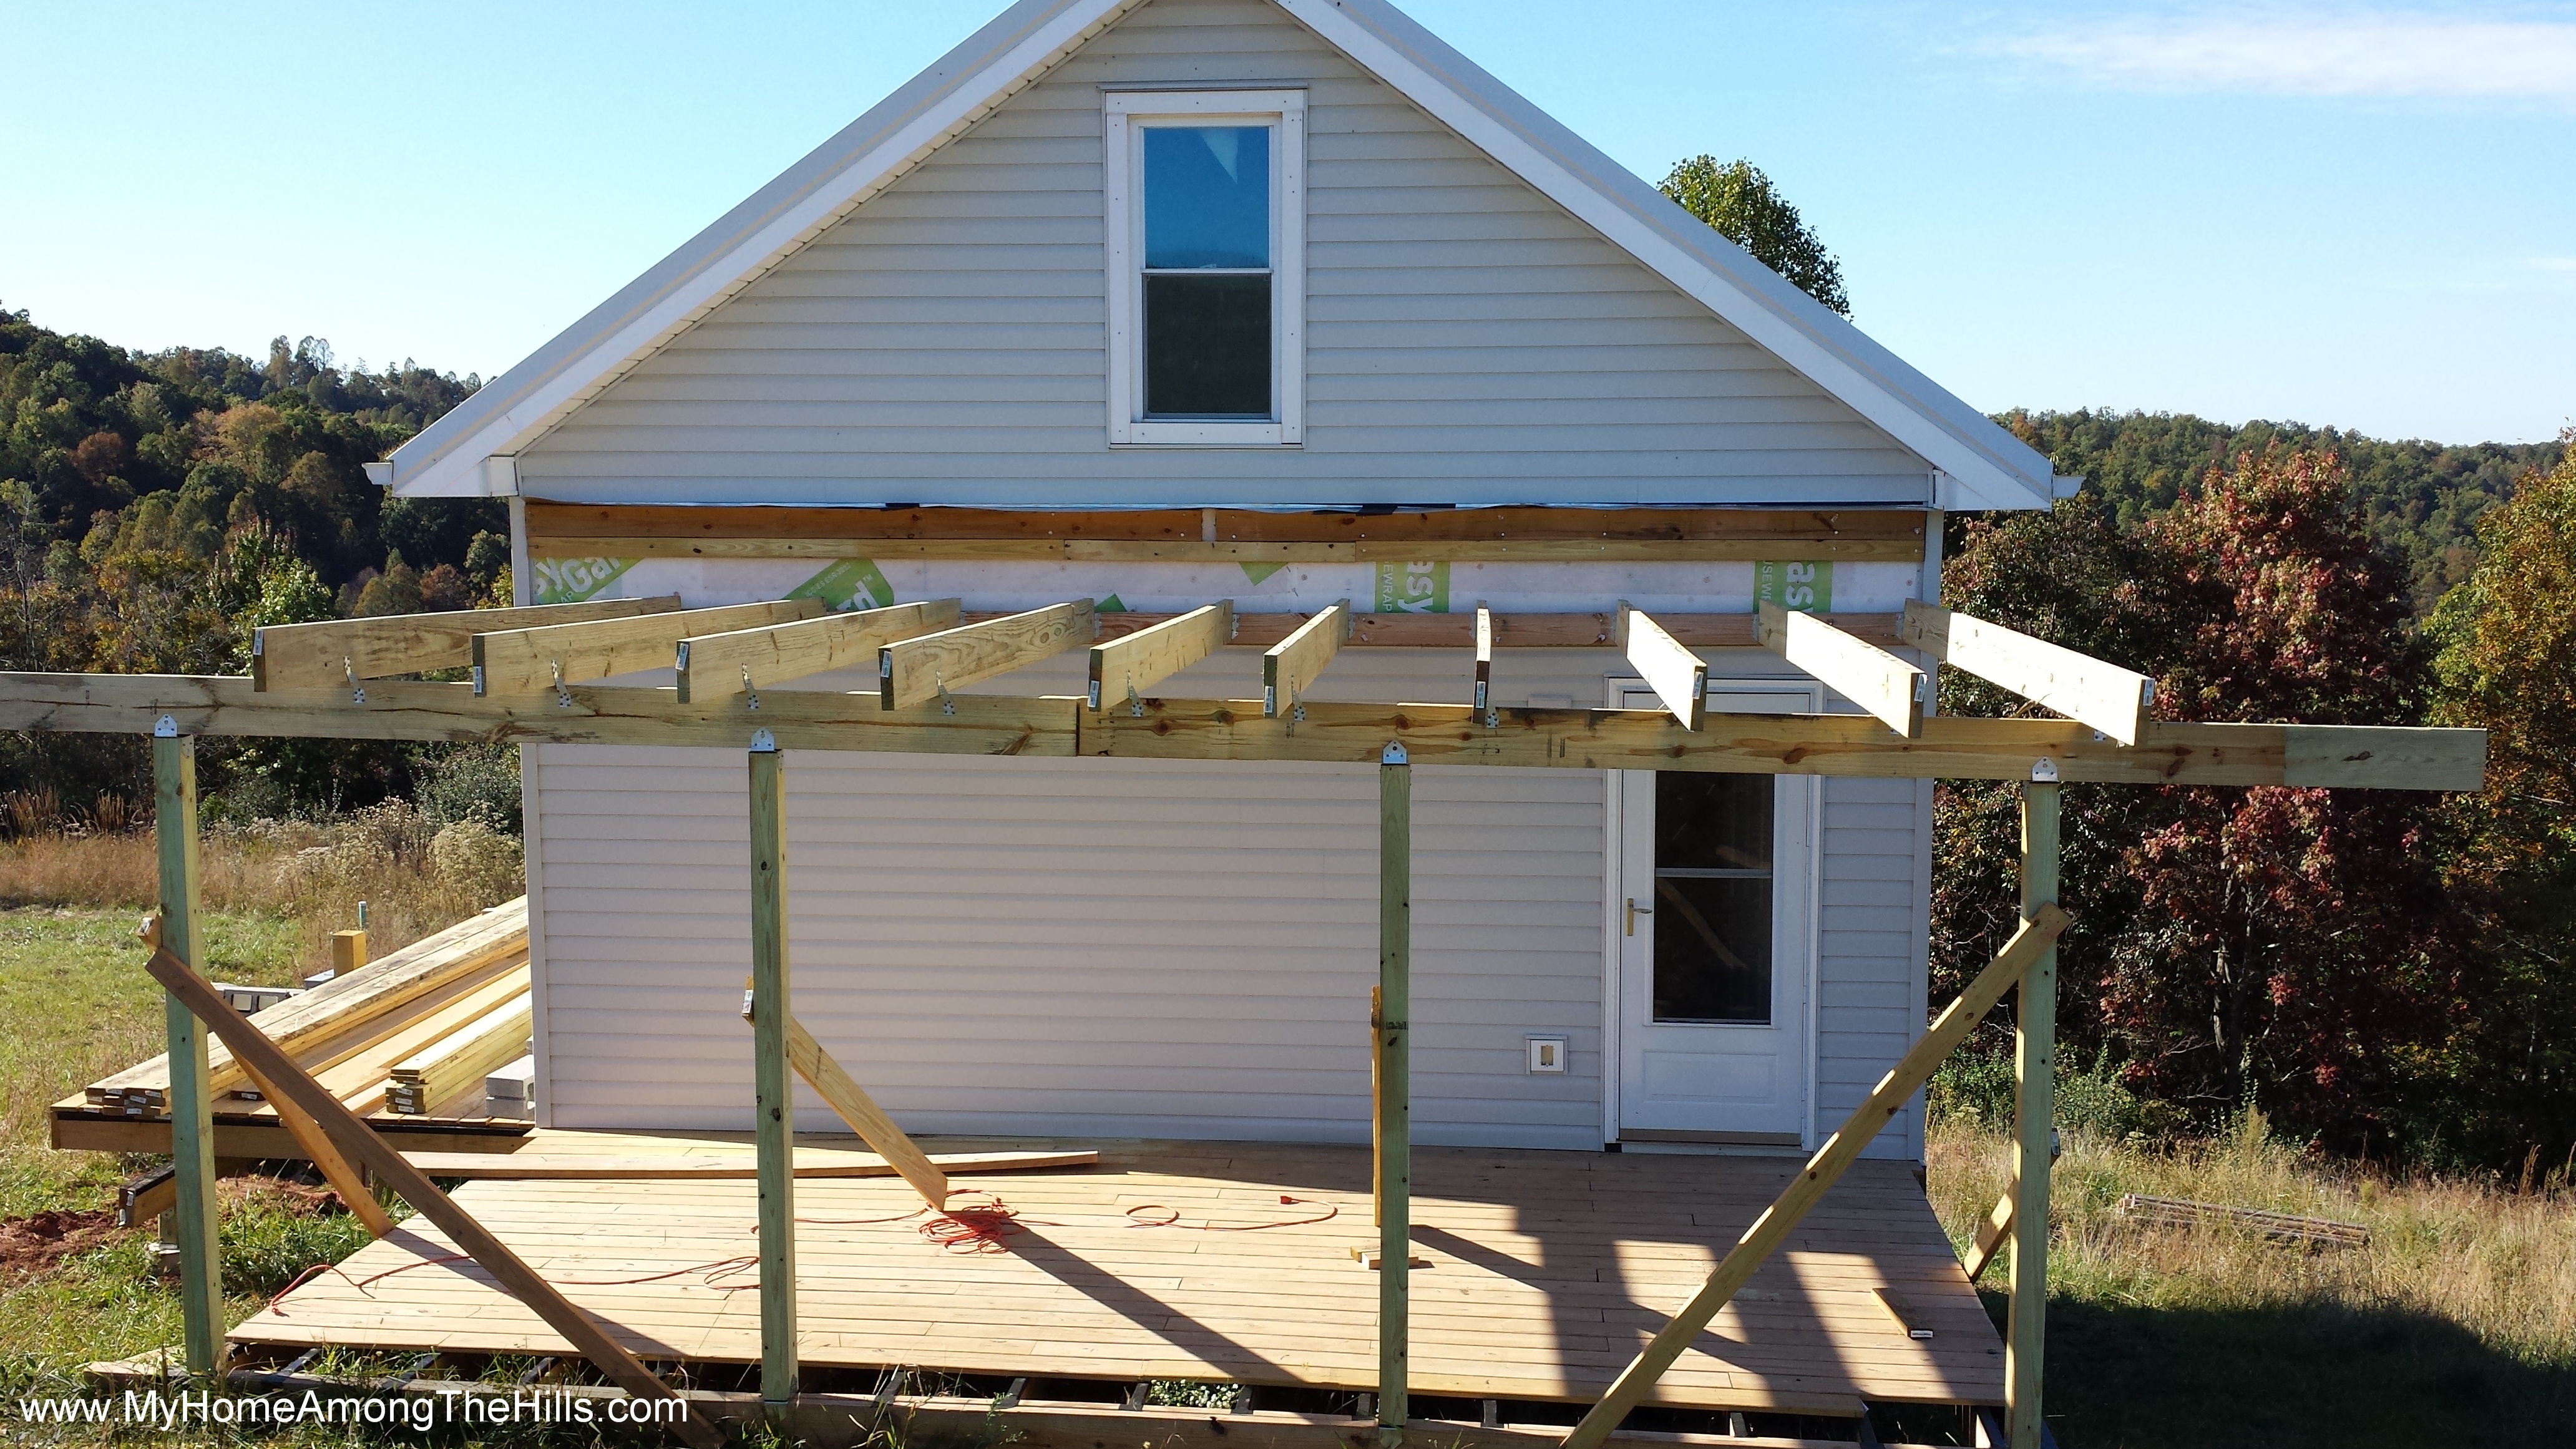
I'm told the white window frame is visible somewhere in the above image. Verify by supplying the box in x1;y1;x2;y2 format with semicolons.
1104;89;1306;447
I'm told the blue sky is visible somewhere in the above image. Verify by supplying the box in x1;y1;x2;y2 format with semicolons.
2;1;2569;444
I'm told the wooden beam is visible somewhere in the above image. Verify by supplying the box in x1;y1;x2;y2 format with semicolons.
138;947;722;1449
1265;601;1349;717
1377;743;1413;1442
1472;605;1493;711
527;502;1930;549
1963;1189;2015;1282
1758;602;1927;738
472;598;822;696
1088;602;1232;711
152;733;220;1373
253;598;679;691
675;598;961;704
1222;610;1908;650
748;739;796;1410
782;1017;950;1209
2008;781;2062;1449
1616;605;1706;731
881;600;1097;710
235;1058;395;1236
1;671;2492;787
1904;601;2154;746
1557;904;2074;1449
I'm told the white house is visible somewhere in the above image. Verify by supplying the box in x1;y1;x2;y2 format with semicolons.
376;0;2061;1165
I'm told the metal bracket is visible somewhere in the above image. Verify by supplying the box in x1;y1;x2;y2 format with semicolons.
344;656;365;706
749;728;778;754
742;666;760;712
550;659;572;710
152;714;178;739
1484;708;1500;729
935;680;955;716
2031;757;2061;783
1127;683;1143;718
1382;741;1408;766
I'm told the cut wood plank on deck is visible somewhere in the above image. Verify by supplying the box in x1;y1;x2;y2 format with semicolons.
400;1148;1097;1179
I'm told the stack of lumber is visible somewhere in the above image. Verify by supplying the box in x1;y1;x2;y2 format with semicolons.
83;899;530;1122
2116;1192;2369;1250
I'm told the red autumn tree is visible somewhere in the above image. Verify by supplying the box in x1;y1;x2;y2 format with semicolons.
1935;447;2473;1151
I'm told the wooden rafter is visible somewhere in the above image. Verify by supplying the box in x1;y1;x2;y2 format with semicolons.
673;598;961;703
1088;602;1232;711
0;673;2490;789
1617;603;1707;731
472;599;821;696
1264;600;1349;717
880;600;1097;710
1757;602;1928;738
1903;600;2156;746
252;598;680;692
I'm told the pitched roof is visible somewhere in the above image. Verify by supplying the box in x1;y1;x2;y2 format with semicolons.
381;0;2067;510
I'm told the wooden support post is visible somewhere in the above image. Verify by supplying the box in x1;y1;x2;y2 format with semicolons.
328;929;368;977
1377;741;1412;1445
1556;904;2072;1449
137;948;722;1449
748;731;798;1412
2007;779;2061;1448
152;727;221;1373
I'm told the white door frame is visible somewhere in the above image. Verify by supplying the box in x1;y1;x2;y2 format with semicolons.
1600;676;1823;1148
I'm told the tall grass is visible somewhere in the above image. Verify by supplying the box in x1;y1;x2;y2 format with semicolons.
0;801;522;970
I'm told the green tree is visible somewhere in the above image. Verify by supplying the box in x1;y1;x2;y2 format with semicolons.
1658;157;1850;315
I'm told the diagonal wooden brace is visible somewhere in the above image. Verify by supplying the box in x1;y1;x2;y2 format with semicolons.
1558;903;2073;1449
141;945;722;1449
738;989;950;1209
1964;1188;2016;1283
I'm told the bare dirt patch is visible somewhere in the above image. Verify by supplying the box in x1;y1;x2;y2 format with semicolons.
0;1206;122;1278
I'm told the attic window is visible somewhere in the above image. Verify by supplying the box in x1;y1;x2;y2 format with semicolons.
1105;90;1305;446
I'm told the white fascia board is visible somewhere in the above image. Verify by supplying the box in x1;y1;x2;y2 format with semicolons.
385;0;1144;498
1276;0;2061;512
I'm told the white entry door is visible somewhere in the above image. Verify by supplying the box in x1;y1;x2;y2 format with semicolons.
1612;680;1818;1146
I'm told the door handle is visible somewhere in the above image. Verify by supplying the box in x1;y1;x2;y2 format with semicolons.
1626;896;1653;936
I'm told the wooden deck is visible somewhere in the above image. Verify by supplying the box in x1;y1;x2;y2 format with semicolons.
240;1135;2003;1415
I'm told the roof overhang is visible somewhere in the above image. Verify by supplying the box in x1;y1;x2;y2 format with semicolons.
384;0;2066;510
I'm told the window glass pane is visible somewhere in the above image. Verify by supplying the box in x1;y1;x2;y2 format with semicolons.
1656;772;1772;871
1652;771;1773;1024
1651;876;1773;1023
1144;125;1271;270
1144;273;1271;416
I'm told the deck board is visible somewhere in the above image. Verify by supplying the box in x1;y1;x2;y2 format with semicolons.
238;1135;2003;1412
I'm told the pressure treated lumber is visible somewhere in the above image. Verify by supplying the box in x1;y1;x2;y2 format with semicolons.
1264;602;1349;717
673;598;960;703
747;741;795;1410
153;734;220;1373
472;598;821;696
316;972;532;1118
0;673;2491;789
779;1018;950;1208
87;899;528;1109
539;535;1934;564
2115;1193;2369;1249
387;993;534;1115
329;929;368;977
1963;1189;2015;1282
2008;783;2061;1449
253;598;679;691
140;947;721;1449
1131;610;1908;650
1614;605;1705;731
1088;602;1232;710
1757;602;1927;738
1377;748;1413;1442
236;1056;396;1236
394;1148;1095;1179
1903;602;2155;746
1556;904;2073;1449
880;600;1096;710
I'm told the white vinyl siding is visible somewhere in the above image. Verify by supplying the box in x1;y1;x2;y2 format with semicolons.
512;0;1931;508
527;646;1934;1159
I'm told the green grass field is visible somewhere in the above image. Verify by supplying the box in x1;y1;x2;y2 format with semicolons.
0;904;2568;1446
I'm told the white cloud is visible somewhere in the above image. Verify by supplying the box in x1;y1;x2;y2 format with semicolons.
1993;12;2576;98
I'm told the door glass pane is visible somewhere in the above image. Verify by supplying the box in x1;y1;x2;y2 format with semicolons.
1144;126;1270;268
1144;274;1271;416
1651;772;1773;1023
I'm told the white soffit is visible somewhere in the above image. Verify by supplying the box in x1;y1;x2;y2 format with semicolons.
384;0;2062;510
